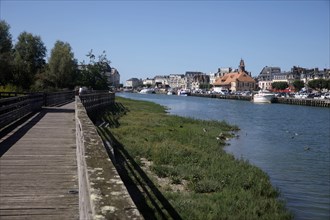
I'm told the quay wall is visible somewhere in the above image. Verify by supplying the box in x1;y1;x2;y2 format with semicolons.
75;96;142;220
273;97;330;107
190;93;330;108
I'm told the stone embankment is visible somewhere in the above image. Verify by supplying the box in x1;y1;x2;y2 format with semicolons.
75;96;143;220
190;93;330;107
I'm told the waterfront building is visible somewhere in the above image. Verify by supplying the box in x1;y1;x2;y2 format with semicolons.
300;68;330;84
143;78;155;87
191;74;210;90
213;59;256;92
169;74;185;89
185;71;204;90
107;67;120;88
125;78;141;88
210;68;232;84
257;66;281;90
154;75;169;88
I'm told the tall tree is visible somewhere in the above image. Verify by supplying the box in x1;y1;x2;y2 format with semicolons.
271;82;288;90
308;79;329;91
0;20;13;85
292;80;305;92
78;50;111;90
47;40;77;89
13;31;46;90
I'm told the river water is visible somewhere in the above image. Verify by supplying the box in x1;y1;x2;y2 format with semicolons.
117;93;330;220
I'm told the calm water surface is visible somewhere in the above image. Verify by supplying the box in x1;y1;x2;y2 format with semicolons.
117;93;330;220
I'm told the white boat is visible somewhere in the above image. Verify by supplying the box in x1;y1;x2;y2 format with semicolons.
177;89;189;96
139;88;155;94
253;90;275;103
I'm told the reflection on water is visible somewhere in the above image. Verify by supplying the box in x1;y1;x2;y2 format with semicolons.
117;93;330;220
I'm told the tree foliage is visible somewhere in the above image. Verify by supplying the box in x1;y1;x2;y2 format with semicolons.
78;50;111;90
271;82;288;90
199;83;212;90
13;31;47;90
307;79;330;91
0;20;13;85
46;40;77;89
292;80;305;92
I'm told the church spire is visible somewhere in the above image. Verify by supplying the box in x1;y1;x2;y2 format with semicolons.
239;58;245;72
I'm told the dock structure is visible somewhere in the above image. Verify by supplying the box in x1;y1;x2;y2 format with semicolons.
0;102;78;219
0;92;142;220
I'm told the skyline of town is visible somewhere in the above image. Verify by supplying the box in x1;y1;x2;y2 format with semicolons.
2;1;328;84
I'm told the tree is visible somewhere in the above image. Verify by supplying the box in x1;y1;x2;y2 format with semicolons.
47;40;77;89
292;80;305;92
13;31;47;90
78;50;111;90
271;82;288;90
308;79;329;91
0;20;13;85
199;83;212;90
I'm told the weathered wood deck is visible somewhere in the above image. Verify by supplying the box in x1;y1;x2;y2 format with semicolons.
0;102;78;219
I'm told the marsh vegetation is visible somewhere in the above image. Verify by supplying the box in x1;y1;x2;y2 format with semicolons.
96;96;292;219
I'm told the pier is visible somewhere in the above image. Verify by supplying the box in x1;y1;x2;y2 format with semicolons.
0;91;142;220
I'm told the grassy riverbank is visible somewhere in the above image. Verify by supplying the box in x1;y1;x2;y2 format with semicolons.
96;96;292;219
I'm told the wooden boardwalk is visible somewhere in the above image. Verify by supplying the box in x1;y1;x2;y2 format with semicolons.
0;102;78;219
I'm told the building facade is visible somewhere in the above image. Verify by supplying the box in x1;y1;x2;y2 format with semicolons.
125;78;141;88
213;59;256;92
257;66;281;90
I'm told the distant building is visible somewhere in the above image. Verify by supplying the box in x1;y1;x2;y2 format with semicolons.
257;66;281;90
185;71;204;89
125;78;141;88
210;68;232;84
191;74;210;90
169;74;185;88
213;59;256;92
154;75;169;88
143;78;155;87
106;67;120;88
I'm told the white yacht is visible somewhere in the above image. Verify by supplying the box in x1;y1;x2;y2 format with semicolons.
177;89;189;96
253;90;275;103
139;88;155;94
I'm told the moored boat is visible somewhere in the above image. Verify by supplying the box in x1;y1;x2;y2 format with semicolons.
177;89;190;96
139;88;155;94
253;90;275;103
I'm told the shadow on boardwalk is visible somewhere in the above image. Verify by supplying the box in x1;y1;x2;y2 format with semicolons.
96;103;182;220
0;107;74;157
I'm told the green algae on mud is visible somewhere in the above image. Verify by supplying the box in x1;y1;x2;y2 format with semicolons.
96;96;293;220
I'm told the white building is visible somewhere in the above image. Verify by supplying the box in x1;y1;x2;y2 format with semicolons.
168;74;185;88
125;78;141;88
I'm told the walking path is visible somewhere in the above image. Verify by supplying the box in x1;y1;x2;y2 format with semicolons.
0;102;78;219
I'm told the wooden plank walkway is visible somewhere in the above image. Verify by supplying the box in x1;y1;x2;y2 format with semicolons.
0;102;79;219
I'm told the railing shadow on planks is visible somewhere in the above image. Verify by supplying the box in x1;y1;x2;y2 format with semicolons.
0;91;75;132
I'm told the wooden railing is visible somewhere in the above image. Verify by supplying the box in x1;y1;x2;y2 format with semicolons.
79;91;115;115
44;91;75;106
0;92;29;99
0;91;75;131
0;93;44;130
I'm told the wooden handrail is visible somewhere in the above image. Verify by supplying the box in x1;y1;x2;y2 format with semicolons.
0;91;75;131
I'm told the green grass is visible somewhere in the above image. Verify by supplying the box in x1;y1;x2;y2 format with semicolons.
97;96;293;219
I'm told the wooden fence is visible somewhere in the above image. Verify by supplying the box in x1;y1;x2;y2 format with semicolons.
0;91;75;131
79;91;115;116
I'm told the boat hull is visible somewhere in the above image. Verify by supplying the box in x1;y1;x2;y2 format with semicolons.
253;94;275;103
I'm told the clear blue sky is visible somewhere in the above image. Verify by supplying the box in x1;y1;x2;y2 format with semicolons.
1;0;329;83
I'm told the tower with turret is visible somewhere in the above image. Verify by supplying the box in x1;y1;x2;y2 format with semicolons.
239;58;245;72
